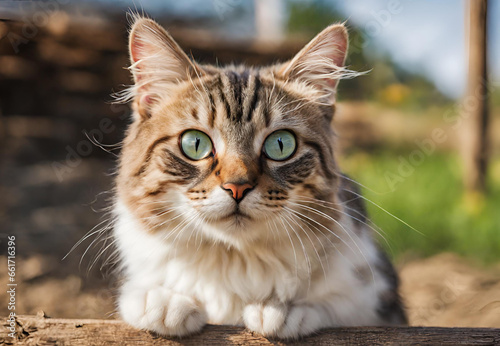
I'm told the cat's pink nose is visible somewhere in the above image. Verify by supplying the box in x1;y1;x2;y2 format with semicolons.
222;182;254;203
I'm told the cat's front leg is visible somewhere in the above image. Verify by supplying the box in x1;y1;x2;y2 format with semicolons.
118;285;207;337
243;302;329;339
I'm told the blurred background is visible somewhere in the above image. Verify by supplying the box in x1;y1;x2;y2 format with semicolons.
1;0;499;327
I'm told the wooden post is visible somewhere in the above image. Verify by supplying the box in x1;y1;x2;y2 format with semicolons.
462;0;489;193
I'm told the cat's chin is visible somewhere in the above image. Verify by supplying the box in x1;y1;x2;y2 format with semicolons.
210;214;251;231
196;213;266;247
218;210;252;222
201;209;264;236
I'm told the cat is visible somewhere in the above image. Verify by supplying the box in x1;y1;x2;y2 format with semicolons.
112;14;407;339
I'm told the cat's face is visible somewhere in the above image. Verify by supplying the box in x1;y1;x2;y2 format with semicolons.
116;17;352;245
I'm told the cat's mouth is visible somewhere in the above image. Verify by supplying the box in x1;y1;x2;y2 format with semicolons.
218;209;251;222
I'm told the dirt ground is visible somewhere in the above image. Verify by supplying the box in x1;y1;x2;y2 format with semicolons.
399;253;500;327
2;252;500;327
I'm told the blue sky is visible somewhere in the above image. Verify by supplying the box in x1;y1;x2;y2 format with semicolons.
335;0;500;98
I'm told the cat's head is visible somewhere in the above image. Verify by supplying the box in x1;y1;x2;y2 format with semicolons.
116;16;354;246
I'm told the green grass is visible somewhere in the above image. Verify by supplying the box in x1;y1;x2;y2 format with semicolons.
340;150;500;264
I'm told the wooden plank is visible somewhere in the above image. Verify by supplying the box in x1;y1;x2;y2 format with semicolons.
2;315;500;345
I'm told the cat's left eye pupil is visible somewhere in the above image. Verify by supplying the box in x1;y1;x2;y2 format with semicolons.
277;138;284;153
195;137;200;152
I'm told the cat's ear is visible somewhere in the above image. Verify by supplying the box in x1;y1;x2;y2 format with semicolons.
279;24;349;105
128;16;203;120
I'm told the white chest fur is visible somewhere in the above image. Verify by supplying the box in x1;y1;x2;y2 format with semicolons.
114;201;389;327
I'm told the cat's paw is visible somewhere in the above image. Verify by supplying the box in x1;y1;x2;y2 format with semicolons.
243;303;287;335
119;286;206;337
243;303;324;339
276;304;325;338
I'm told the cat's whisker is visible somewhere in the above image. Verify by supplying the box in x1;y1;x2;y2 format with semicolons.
186;218;200;247
286;202;375;284
157;212;193;237
186;210;207;247
136;197;188;206
291;197;392;252
100;245;121;272
284;210;329;274
172;213;200;257
282;211;326;286
161;222;192;254
291;214;334;272
137;208;178;221
195;213;210;251
162;210;196;242
79;222;114;269
339;188;424;236
281;212;312;283
294;194;389;238
143;206;184;219
88;236;118;273
87;190;116;212
339;175;390;195
276;215;299;280
284;204;376;284
339;202;388;236
282;206;352;253
282;207;355;270
269;213;283;247
64;216;117;261
152;209;192;230
264;214;278;243
83;131;120;158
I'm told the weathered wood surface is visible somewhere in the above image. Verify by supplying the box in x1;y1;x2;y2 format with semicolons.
1;315;500;345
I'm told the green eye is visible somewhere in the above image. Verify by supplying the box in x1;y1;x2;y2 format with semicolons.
263;130;296;161
180;130;213;160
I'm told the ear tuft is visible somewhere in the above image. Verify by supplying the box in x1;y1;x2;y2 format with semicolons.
280;24;361;104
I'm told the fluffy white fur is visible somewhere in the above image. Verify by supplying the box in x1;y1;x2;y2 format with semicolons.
114;196;391;338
